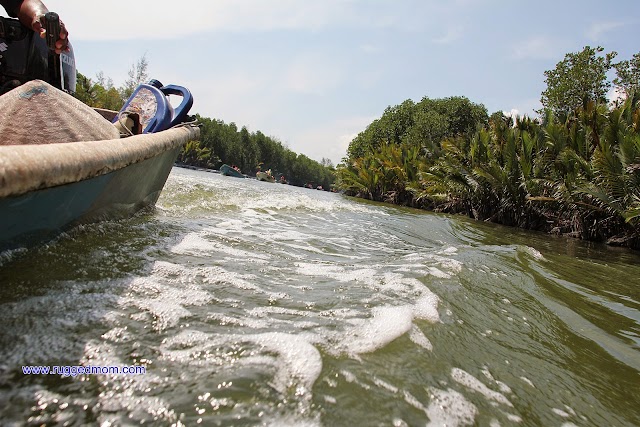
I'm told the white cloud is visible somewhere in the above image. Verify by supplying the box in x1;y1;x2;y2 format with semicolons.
54;0;405;41
56;0;480;42
54;0;341;40
586;21;624;41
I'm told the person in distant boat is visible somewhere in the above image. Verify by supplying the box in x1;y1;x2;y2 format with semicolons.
0;0;69;53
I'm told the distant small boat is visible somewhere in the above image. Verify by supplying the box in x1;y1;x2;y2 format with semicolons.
220;164;244;178
256;171;275;183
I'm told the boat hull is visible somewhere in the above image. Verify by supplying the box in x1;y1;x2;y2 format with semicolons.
220;164;244;178
0;125;199;252
256;171;275;182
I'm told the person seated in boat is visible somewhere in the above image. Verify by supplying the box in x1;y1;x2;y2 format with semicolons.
1;0;69;53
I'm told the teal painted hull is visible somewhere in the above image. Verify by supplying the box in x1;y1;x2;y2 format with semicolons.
0;148;178;251
220;164;245;178
0;126;199;252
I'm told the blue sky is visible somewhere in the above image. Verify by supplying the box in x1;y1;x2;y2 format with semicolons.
8;1;640;165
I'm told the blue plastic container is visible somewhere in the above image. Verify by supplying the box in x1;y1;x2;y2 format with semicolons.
115;79;193;133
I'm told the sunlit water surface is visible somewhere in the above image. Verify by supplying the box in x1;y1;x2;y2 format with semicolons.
0;167;639;426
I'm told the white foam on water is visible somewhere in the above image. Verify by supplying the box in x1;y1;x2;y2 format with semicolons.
153;259;272;296
294;264;442;357
261;229;316;243
0;246;27;267
404;390;428;413
413;291;442;323
160;329;217;363
288;243;330;256
393;418;409;427
241;207;277;222
425;388;478;427
323;395;337;404
159;329;322;399
249;306;311;318
409;325;433;351
520;376;535;388
126;275;214;331
338;370;371;390
170;232;270;263
170;233;216;255
261;414;322;427
451;368;514;407
80;339;179;424
245;307;319;330
425;253;464;273
552;408;571;418
249;332;323;397
213;218;245;230
206;312;272;329
505;413;523;422
482;368;495;381
295;263;380;285
372;377;399;394
0;284;120;370
342;305;414;355
438;246;459;255
496;381;512;394
520;245;544;260
481;368;512;394
427;267;452;278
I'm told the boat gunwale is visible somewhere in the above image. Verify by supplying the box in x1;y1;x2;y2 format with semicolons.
0;125;200;198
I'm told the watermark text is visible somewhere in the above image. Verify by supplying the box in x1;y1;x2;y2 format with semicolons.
22;365;146;377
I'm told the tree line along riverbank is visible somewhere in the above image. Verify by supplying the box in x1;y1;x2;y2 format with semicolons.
335;46;640;249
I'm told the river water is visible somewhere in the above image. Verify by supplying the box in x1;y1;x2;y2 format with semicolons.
0;167;638;426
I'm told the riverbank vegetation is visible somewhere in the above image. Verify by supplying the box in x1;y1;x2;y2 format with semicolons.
336;46;640;249
74;57;335;189
179;115;335;189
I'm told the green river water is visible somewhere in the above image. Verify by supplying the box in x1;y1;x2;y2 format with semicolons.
0;167;638;426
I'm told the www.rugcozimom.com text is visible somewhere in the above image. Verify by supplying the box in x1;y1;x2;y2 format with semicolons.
22;365;146;377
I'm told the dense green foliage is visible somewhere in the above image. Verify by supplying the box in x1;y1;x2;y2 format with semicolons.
541;46;617;118
73;59;335;189
348;97;488;159
338;47;640;248
613;52;640;99
178;115;335;189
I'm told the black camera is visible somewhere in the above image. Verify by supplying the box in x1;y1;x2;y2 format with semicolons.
0;14;75;94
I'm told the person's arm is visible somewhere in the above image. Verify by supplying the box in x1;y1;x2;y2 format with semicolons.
2;0;68;53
